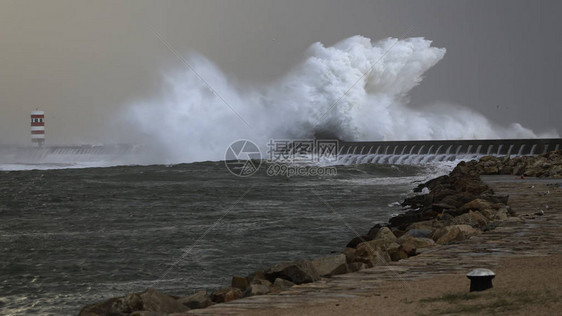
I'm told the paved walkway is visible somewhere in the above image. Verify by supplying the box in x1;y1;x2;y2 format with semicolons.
188;176;562;315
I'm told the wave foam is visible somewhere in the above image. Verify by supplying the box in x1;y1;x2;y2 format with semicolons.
127;36;557;164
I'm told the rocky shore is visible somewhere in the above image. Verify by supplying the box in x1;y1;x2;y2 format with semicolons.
79;151;562;316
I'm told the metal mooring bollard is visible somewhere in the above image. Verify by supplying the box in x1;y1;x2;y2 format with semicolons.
467;268;495;292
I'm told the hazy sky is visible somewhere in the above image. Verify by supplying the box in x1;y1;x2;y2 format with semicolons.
1;0;560;145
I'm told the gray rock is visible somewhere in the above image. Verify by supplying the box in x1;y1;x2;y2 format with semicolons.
248;283;271;296
351;247;390;267
386;241;409;261
112;293;143;314
404;229;432;238
388;248;409;261
177;290;212;309
459;199;494;212
435;225;480;244
345;235;372;248
347;262;367;272
375;227;397;242
79;288;189;316
272;278;295;290
400;243;417;256
495;208;509;220
138;288;190;314
397;235;435;248
405;220;441;231
265;260;320;284
231;276;249;292
247;270;271;286
310;254;347;277
451;210;489;228
210;287;243;303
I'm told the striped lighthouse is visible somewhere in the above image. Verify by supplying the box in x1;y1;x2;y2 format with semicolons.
31;110;45;147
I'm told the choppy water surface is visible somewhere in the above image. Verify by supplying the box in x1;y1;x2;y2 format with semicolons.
0;161;443;315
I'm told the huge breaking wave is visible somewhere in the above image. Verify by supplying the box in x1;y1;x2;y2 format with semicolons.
127;36;557;164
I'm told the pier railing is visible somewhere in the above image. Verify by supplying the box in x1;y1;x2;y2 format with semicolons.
337;138;562;165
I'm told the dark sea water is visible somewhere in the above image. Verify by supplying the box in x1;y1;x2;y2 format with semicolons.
0;161;447;315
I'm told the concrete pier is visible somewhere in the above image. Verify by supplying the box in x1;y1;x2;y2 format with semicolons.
337;138;562;164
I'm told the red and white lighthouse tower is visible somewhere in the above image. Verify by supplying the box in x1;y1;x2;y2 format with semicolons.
31;110;45;147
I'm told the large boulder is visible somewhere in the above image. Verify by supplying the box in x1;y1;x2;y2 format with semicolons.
480;164;500;175
479;208;495;220
456;224;481;235
451;210;489;228
479;155;499;163
389;211;427;230
347;262;368;272
403;229;432;238
345;235;372;248
431;203;457;213
499;165;514;175
265;260;320;284
177;290;212;310
451;161;478;176
438;192;478;209
355;238;394;255
459;199;494;212
512;164;526;175
343;247;357;264
476;157;500;173
399;243;416;257
352;240;391;267
386;242;410;261
367;224;384;239
375;227;397;242
79;294;142;316
210;287;243;303
523;167;542;177
138;289;189;313
432;188;457;203
494;208;509;221
231;276;249;292
405;220;440;231
388;248;409;261
354;241;377;259
247;284;271;296
359;250;391;267
397;235;436;248
548;165;562;176
272;278;295;292
310;254;348;277
422;175;450;191
450;175;490;195
433;225;480;244
111;293;144;315
79;289;189;316
401;193;432;209
481;194;509;205
523;158;550;177
246;271;271;286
